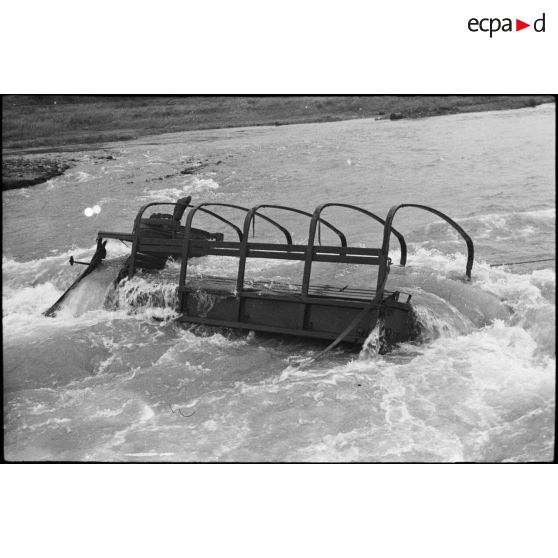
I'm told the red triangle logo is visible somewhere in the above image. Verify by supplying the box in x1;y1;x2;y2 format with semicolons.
516;19;530;31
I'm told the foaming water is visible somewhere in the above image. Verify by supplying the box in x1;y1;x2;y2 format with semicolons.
3;104;555;461
140;176;221;202
108;274;179;320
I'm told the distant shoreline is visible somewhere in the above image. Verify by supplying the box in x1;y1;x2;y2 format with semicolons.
3;95;554;152
2;95;554;190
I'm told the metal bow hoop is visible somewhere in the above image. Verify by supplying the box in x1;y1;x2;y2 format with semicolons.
379;204;475;284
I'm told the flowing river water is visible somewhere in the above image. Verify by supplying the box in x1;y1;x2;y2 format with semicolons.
2;103;555;461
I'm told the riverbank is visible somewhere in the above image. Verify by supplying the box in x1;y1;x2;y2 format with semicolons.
2;157;72;190
3;95;553;152
2;95;554;189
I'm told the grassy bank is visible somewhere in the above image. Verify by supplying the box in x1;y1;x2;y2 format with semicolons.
2;95;554;152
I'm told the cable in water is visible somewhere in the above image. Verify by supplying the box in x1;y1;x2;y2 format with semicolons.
490;257;555;267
